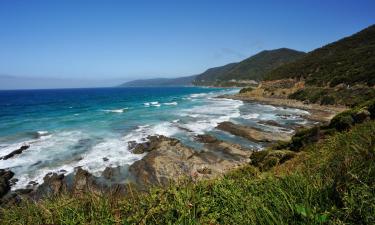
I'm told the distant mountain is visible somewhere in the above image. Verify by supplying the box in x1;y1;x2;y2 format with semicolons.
265;25;375;86
192;63;238;86
118;75;197;87
194;48;305;86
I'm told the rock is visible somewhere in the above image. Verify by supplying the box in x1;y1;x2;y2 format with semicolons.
131;135;179;154
72;167;101;196
127;141;137;149
132;142;149;154
15;188;33;195
217;121;291;142
102;167;120;180
0;169;14;198
102;157;109;162
129;135;252;187
9;178;18;186
35;173;67;197
258;120;281;127
195;134;218;143
0;145;30;160
197;167;212;174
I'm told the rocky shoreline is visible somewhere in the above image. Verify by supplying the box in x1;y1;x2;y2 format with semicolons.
0;94;346;206
220;93;348;123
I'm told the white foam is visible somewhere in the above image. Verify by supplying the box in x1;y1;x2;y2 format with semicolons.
4;129;145;190
153;104;161;107
102;108;128;113
150;101;159;105
163;102;178;106
190;93;208;98
37;131;49;136
179;97;243;134
242;113;259;120
0;131;87;189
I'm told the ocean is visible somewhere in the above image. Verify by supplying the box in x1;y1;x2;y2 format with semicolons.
0;87;312;189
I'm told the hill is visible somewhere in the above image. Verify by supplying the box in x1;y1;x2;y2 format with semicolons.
192;63;238;86
194;48;305;86
119;75;197;87
265;25;375;86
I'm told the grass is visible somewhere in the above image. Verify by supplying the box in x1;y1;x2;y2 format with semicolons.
1;119;375;224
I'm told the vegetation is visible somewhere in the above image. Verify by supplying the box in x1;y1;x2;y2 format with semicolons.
194;48;305;86
288;85;375;107
2;102;375;224
265;25;375;86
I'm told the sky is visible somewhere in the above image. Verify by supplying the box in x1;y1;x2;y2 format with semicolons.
0;0;374;89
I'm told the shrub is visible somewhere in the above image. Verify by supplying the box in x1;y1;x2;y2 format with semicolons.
330;111;355;131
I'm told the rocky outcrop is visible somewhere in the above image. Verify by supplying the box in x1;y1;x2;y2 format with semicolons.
0;145;30;160
72;167;102;196
35;173;67;197
217;121;292;142
129;135;252;187
0;169;14;198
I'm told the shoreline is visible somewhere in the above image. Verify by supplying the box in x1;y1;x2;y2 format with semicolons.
220;93;348;123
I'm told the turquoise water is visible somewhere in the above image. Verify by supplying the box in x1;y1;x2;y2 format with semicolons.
0;87;312;189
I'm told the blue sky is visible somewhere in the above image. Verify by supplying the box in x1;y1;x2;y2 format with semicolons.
0;0;374;89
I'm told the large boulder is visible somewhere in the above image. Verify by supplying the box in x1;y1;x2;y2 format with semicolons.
129;135;252;187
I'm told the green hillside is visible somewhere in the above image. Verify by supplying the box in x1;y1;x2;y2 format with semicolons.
265;25;375;86
193;48;305;86
220;48;306;81
192;63;238;85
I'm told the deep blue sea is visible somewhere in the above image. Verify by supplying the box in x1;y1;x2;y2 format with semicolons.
0;87;312;189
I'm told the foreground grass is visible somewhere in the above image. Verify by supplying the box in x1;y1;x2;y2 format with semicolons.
1;121;375;224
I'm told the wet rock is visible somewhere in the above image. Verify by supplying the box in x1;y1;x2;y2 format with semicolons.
102;157;109;162
258;120;281;127
9;178;18;186
0;169;14;198
195;134;218;143
127;141;137;150
72;167;101;195
132;142;149;154
0;145;30;160
131;135;179;154
217;121;291;142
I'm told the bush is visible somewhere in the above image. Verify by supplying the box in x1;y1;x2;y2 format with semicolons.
330;112;354;131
